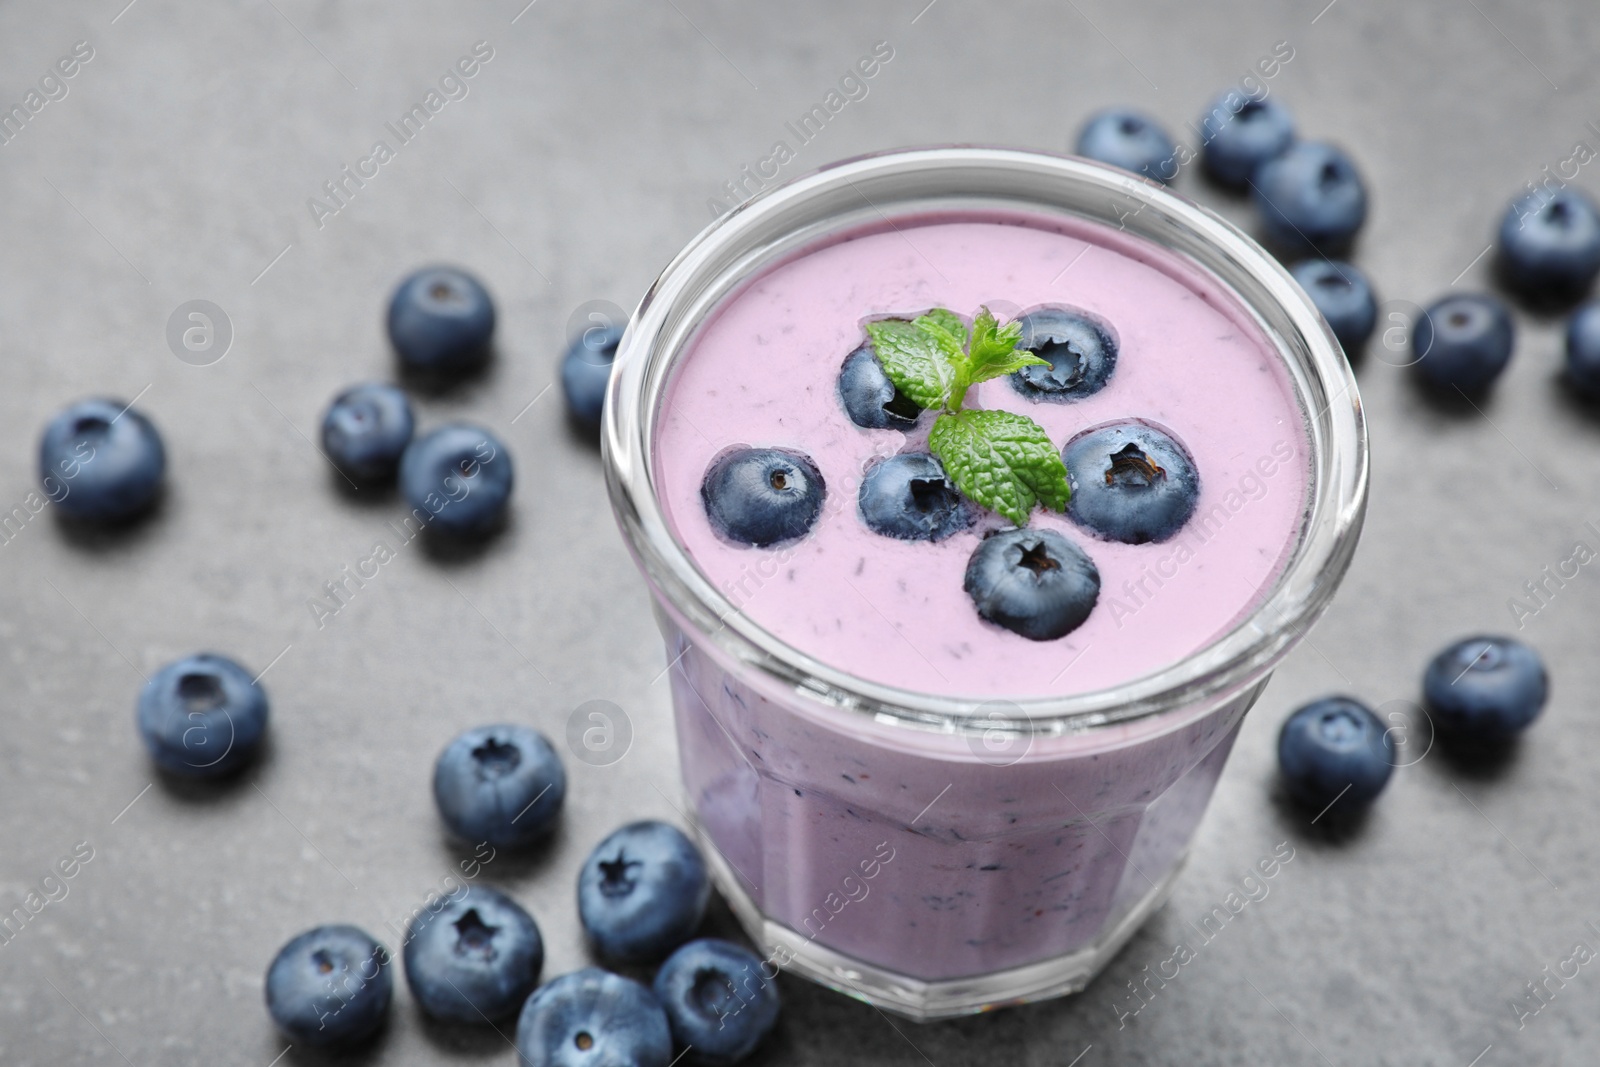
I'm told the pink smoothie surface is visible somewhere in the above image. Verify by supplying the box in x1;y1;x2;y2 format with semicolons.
653;212;1310;700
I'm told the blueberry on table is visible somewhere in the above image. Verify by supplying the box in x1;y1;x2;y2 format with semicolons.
858;453;972;542
1062;422;1200;544
1290;259;1378;352
387;265;496;373
403;884;544;1023
320;382;414;482
1198;92;1295;187
1497;187;1600;300
136;653;267;778
1564;300;1600;399
1412;292;1515;394
561;324;625;433
653;939;780;1066
1277;697;1394;812
1075;108;1178;184
265;924;392;1048
38;398;165;520
516;968;673;1067
433;724;566;848
839;343;922;430
399;423;514;535
1008;308;1116;401
1422;635;1548;742
578;821;710;963
964;528;1100;641
1252;142;1368;255
701;447;825;547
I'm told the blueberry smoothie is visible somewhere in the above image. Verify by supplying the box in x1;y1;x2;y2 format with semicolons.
655;217;1308;696
606;149;1364;1018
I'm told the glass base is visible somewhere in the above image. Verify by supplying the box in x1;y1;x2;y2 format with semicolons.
692;817;1186;1021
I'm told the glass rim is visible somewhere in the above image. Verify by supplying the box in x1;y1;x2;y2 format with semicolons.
602;145;1368;734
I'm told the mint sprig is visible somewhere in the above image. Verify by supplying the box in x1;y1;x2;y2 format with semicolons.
863;307;1072;527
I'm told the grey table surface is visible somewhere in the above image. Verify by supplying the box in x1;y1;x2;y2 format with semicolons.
3;1;1599;1063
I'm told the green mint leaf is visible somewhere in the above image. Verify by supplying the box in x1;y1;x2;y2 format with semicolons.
863;319;956;410
916;310;977;410
911;312;969;378
928;408;1071;526
915;308;969;345
964;306;1047;386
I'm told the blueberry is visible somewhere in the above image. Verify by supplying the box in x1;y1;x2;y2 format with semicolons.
136;653;268;778
838;344;921;430
963;528;1100;641
399;423;514;535
403;884;544;1023
1008;308;1116;401
578;821;710;963
858;453;973;542
1412;292;1515;394
1290;259;1378;352
560;324;625;434
387;266;495;373
265;924;392;1048
1564;300;1600;399
433;724;566;849
38;398;165;520
653;939;779;1066
1075;108;1179;184
1497;187;1600;299
320;383;414;482
1253;142;1368;255
515;968;673;1067
1062;422;1200;544
1422;635;1548;742
1198;92;1295;187
700;447;825;548
1277;697;1394;811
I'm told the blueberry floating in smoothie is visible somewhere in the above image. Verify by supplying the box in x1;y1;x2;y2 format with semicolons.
839;343;923;429
701;447;825;547
858;453;973;542
1411;292;1515;394
1277;696;1394;812
964;528;1100;641
1497;187;1600;300
1422;635;1548;742
1008;308;1117;401
1062;421;1199;544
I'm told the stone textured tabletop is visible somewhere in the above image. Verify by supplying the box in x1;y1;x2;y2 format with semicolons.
2;1;1597;1064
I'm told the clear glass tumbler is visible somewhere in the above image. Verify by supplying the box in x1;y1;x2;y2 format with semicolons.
602;147;1367;1020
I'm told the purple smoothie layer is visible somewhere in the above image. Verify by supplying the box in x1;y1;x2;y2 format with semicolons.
646;210;1312;985
666;619;1257;981
654;213;1310;699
